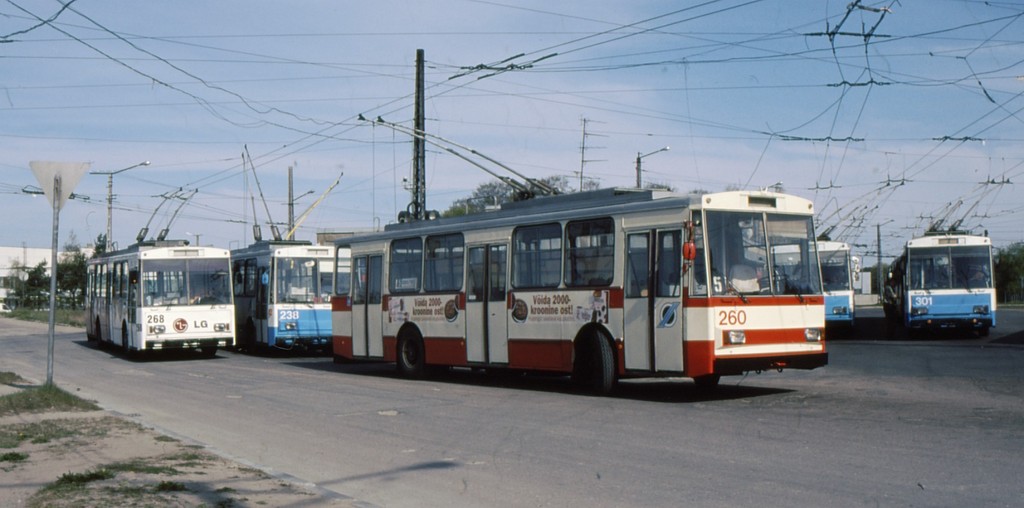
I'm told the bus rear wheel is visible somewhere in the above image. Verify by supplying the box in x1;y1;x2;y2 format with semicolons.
573;330;615;395
121;325;134;357
397;333;427;379
693;374;721;391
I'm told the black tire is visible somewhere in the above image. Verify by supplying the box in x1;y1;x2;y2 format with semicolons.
573;330;615;395
200;346;218;358
693;374;721;391
397;333;427;379
237;320;256;353
90;317;101;342
121;324;134;357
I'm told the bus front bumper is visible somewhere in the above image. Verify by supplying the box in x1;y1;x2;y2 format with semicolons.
714;352;828;376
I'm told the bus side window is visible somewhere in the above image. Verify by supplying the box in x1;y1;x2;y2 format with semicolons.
657;230;681;297
232;261;244;297
513;223;562;289
625;233;649;298
565;218;614;287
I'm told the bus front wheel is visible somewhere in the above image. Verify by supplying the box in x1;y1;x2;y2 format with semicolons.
693;374;721;391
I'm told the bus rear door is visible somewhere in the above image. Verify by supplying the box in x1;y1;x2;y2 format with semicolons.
352;255;384;358
466;244;509;365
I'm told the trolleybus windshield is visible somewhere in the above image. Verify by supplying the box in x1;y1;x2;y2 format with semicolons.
705;210;821;296
275;256;325;304
909;245;992;290
142;258;231;306
821;249;851;292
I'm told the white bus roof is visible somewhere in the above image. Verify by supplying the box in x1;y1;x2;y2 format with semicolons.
335;188;814;248
231;240;334;259
816;240;850;252
907;232;991;248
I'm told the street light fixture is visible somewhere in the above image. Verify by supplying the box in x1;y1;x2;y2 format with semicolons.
635;146;670;188
91;161;150;251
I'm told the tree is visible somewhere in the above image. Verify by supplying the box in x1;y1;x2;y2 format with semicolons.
644;181;676;192
92;233;107;258
21;260;49;310
994;243;1024;303
441;175;596;218
57;236;88;309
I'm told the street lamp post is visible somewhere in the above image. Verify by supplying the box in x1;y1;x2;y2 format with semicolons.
91;161;150;251
635;146;670;188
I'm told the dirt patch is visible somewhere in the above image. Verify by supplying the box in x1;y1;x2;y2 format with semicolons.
1;389;356;507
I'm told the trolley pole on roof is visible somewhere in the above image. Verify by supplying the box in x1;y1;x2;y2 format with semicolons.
411;48;426;221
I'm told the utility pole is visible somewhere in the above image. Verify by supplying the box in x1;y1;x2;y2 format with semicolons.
91;160;150;251
411;48;426;220
577;117;606;191
876;223;883;303
635;147;670;188
288;165;294;233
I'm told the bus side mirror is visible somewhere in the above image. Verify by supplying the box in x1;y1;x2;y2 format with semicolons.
683;241;697;261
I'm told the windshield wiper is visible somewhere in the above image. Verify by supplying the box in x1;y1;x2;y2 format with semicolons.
712;266;748;304
725;278;749;304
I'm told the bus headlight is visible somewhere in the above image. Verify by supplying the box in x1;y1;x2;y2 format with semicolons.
911;306;928;316
726;330;746;345
805;328;822;342
214;323;230;332
831;306;848;315
282;322;297;331
149;325;166;334
973;305;989;314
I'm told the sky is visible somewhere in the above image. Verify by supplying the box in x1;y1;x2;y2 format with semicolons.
2;0;1024;265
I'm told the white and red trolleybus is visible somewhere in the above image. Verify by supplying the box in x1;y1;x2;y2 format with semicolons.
86;240;235;357
331;188;827;392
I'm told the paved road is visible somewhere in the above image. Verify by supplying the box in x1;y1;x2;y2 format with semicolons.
1;308;1022;507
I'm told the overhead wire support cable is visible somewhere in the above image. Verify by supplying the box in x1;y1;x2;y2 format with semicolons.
362;115;559;199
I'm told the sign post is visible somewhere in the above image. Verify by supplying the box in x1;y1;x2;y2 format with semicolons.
29;161;90;386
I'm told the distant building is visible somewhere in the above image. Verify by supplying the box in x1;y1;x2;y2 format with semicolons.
0;244;95;303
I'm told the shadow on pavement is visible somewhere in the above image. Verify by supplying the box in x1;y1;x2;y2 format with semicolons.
284;358;791;404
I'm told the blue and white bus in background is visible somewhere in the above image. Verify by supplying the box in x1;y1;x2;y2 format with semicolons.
231;241;349;352
817;240;859;330
883;231;996;336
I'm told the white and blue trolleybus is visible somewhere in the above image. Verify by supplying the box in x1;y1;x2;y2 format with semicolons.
231;241;349;352
883;231;996;335
817;240;859;330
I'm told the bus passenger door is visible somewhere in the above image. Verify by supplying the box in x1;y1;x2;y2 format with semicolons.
624;230;685;372
465;244;508;364
255;267;269;345
352;255;384;357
